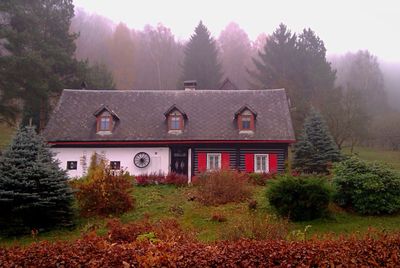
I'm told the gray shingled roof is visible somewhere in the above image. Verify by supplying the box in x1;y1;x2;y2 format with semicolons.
43;89;295;142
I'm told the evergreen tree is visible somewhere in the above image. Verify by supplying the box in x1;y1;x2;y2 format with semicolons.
249;24;337;133
0;126;73;236
293;109;341;174
0;0;91;129
181;21;223;89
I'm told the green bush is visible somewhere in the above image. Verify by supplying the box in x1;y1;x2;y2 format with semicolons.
333;157;400;215
267;175;332;221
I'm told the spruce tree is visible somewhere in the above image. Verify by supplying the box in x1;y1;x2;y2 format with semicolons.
0;126;73;235
293;109;341;173
181;21;223;89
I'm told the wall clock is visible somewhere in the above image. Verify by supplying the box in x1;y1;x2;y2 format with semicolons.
134;152;150;168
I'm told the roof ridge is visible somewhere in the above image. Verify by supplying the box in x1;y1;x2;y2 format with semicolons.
63;88;286;93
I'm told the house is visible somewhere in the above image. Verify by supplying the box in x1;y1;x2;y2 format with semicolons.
43;83;295;181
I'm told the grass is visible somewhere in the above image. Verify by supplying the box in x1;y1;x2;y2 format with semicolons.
0;123;15;150
2;184;400;247
342;146;400;171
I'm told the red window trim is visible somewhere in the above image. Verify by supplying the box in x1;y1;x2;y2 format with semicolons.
168;114;184;130
96;115;113;132
238;114;255;131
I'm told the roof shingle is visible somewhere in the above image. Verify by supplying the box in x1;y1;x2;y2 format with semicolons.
43;89;295;142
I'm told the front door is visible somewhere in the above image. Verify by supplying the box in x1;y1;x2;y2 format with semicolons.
171;147;188;175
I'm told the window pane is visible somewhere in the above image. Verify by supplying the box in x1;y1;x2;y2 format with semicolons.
100;117;110;130
242;116;251;129
171;116;180;129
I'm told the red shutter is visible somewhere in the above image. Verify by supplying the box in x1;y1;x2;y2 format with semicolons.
222;153;230;169
245;153;254;173
198;153;207;172
269;153;278;173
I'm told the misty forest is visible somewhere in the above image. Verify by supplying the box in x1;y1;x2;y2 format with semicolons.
2;1;400;265
1;5;399;152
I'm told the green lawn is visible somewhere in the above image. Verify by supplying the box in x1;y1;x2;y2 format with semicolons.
342;146;400;171
2;184;400;246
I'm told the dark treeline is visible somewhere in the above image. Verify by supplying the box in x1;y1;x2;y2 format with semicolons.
1;3;399;150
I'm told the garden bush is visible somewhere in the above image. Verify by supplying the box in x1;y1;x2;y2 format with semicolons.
135;172;188;186
333;157;400;215
193;170;251;205
267;175;332;221
72;166;134;217
248;172;276;185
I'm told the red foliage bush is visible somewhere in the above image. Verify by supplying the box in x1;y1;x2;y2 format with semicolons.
135;172;165;186
72;168;134;217
106;218;193;243
211;213;227;222
135;172;188;186
193;170;251;205
164;172;188;186
1;232;400;267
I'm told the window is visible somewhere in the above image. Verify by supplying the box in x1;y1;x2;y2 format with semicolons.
67;161;77;170
254;154;269;173
207;153;221;170
170;115;181;130
110;161;121;170
241;116;251;130
99;116;111;131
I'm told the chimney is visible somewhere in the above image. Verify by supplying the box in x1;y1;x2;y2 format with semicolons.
184;80;197;91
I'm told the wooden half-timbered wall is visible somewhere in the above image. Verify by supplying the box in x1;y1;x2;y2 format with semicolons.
192;143;288;175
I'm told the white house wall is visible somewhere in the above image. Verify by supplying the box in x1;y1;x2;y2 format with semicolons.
51;147;170;178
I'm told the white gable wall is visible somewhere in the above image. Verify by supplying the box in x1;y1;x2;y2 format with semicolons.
51;147;170;178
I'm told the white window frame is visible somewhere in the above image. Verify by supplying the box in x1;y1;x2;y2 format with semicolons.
207;153;221;171
254;154;269;173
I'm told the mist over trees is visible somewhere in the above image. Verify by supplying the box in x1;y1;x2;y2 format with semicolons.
1;3;399;150
218;22;252;89
181;21;223;89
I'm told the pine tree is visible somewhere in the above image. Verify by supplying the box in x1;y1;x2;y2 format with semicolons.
181;21;223;89
293;109;341;174
0;126;73;235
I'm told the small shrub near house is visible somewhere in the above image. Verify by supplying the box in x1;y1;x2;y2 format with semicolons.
135;172;188;186
333;157;400;215
193;170;251;205
267;175;332;221
72;156;134;217
248;172;276;185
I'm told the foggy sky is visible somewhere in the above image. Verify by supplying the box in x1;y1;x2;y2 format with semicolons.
73;0;400;62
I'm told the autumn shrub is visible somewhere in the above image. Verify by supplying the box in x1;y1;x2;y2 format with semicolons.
333;157;400;215
164;172;188;186
106;218;193;243
248;172;277;186
211;213;227;222
1;231;400;267
72;166;134;217
267;175;332;221
193;170;251;205
135;172;165;186
220;214;290;241
135;172;188;186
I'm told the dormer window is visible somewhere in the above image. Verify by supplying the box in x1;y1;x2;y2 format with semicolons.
99;116;111;131
241;115;251;130
170;113;182;130
93;105;119;134
235;105;257;132
164;104;187;133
